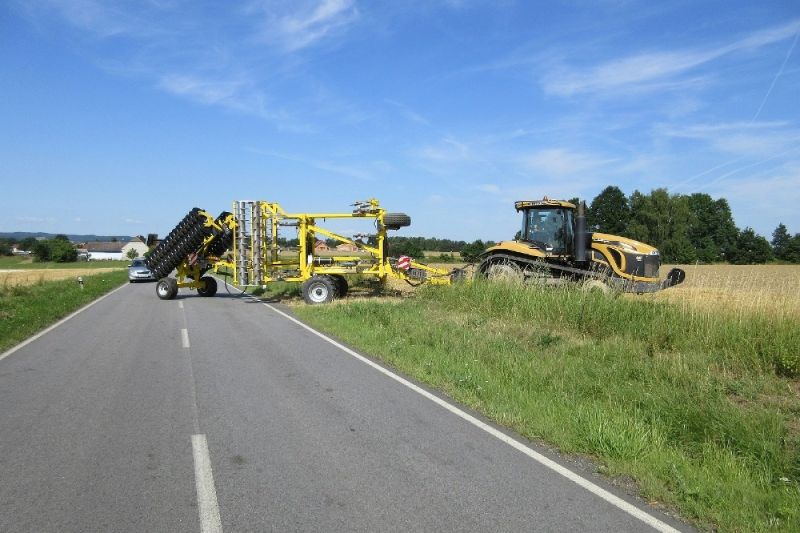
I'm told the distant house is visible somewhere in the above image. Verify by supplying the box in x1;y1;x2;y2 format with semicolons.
80;237;149;260
122;237;149;259
314;240;329;253
83;241;125;260
11;245;32;255
335;243;359;252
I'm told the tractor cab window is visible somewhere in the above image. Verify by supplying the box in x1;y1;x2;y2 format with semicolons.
522;208;574;254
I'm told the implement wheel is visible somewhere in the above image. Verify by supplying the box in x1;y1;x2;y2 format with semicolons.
156;277;178;300
330;275;349;297
197;276;217;297
302;276;336;305
384;212;411;230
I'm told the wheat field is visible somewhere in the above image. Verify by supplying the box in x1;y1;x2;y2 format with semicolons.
641;264;800;319
0;268;122;287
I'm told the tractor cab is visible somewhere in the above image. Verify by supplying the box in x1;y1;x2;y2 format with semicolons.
515;198;576;255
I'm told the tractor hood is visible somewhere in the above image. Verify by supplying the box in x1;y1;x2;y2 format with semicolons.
590;232;659;256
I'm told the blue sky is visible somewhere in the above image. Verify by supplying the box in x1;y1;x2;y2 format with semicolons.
1;1;799;242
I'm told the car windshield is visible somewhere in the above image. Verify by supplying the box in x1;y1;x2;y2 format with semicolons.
521;208;574;253
131;259;146;267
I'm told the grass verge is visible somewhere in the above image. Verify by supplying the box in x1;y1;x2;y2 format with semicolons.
0;269;127;353
295;281;800;532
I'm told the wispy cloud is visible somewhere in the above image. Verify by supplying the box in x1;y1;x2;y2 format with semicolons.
251;0;359;52
708;164;800;229
245;147;381;180
522;148;618;177
16;0;362;129
658;121;800;157
542;19;800;96
384;99;431;126
417;137;472;162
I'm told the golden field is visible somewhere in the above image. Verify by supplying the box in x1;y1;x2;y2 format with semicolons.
642;264;800;319
407;262;800;319
0;267;122;287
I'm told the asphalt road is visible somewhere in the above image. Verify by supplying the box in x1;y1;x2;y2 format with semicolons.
0;281;691;532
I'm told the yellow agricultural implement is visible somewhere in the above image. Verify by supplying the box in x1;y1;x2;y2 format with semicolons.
145;199;457;303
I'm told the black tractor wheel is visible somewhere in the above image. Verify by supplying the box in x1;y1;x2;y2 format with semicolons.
156;277;178;300
384;213;411;230
197;276;217;297
301;276;337;305
330;275;349;297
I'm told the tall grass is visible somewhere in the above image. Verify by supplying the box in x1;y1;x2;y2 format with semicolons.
296;280;800;532
0;270;127;353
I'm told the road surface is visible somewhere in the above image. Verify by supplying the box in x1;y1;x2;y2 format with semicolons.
0;281;690;532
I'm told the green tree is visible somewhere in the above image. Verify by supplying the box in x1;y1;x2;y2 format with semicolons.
32;239;78;263
684;194;739;263
19;237;38;251
784;233;800;263
588;186;630;235
0;240;12;256
390;239;423;259
771;223;791;261
628;188;696;263
32;241;51;262
728;228;773;264
54;234;71;242
49;240;78;262
126;248;140;260
460;240;487;262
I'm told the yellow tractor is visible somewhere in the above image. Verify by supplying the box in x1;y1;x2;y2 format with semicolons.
477;198;685;293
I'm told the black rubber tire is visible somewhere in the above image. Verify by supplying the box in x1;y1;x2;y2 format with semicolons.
301;276;336;304
156;277;178;300
197;276;217;297
330;275;348;297
384;212;411;230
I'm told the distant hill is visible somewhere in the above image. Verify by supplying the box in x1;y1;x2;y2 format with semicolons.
0;232;134;243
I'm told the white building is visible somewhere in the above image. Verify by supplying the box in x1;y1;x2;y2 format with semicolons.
82;238;147;260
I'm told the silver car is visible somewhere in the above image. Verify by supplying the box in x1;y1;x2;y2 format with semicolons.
128;258;155;282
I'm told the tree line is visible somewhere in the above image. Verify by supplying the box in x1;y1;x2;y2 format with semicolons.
0;234;78;262
389;186;798;264
586;186;798;264
3;188;797;264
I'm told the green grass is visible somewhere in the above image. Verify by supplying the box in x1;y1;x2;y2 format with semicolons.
0;270;128;353
0;256;129;269
295;281;800;532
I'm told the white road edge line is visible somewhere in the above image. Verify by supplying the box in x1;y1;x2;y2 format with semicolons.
0;283;129;363
231;287;680;533
179;301;184;309
191;434;223;533
182;328;191;349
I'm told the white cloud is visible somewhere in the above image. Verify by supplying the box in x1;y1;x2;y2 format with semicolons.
253;0;359;52
17;1;360;129
542;19;800;96
522;148;617;177
417;137;472;162
709;165;800;234
245;147;379;180
16;216;55;223
158;74;250;107
477;183;500;193
659;121;800;157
